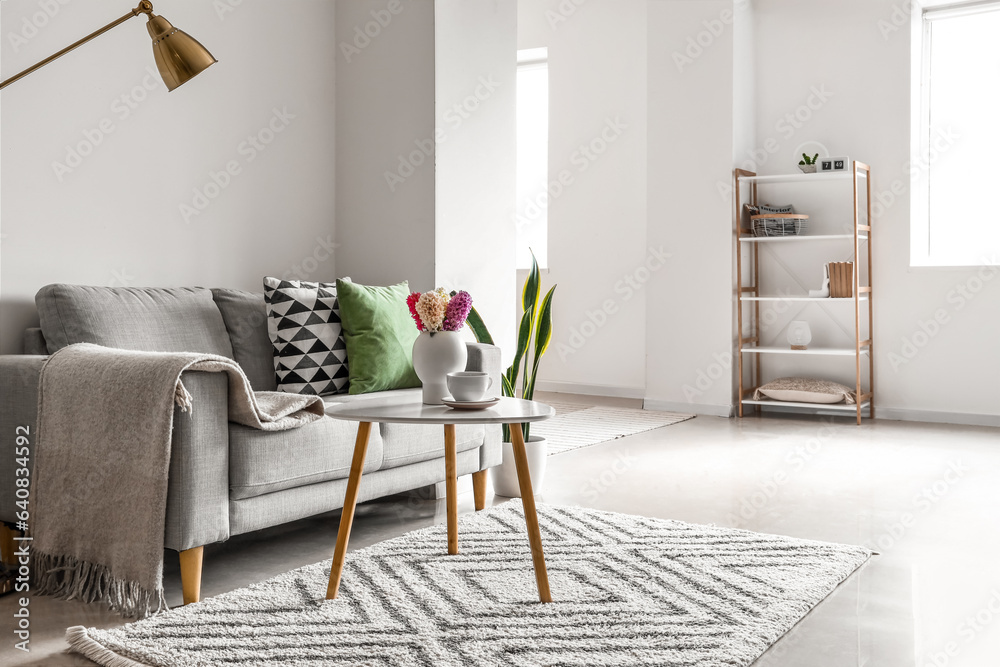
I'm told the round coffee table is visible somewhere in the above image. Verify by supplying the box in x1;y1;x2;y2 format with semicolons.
323;395;555;603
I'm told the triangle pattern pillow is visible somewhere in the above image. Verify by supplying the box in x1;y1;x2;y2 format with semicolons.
263;277;349;396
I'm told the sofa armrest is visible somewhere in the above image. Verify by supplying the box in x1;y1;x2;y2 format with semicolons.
165;370;231;551
0;355;46;523
464;342;503;467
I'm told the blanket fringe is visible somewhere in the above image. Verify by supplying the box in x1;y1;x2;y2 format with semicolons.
32;550;167;619
174;379;193;412
66;626;151;667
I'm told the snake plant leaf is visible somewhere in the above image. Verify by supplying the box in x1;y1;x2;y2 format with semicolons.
501;373;515;399
524;285;556;401
507;305;533;394
465;306;494;345
522;250;541;317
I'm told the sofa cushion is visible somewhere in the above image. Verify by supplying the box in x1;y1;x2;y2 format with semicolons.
229;416;385;500
336;279;420;394
263;277;350;396
211;288;276;392
36;284;234;357
379;422;484;469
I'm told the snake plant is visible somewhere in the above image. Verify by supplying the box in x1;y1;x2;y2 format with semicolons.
466;250;556;442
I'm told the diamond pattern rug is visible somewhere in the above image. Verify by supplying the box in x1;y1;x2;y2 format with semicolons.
69;503;872;666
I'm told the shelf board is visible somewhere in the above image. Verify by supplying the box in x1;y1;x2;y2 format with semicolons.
741;296;869;302
742;397;872;411
741;346;869;356
738;172;864;184
739;234;868;243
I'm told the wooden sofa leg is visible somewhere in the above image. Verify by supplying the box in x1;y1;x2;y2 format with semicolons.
472;470;488;511
179;547;204;605
0;524;17;566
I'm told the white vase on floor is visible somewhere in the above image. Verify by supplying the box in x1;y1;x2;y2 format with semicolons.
411;331;467;404
490;435;547;498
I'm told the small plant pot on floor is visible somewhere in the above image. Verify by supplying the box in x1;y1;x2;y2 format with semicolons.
489;435;547;498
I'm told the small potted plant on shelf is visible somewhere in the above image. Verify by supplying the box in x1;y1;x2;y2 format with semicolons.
466;250;556;498
798;153;819;173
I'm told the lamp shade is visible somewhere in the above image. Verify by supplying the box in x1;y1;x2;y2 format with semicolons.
147;14;216;91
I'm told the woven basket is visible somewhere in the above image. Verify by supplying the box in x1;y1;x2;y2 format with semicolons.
751;213;809;237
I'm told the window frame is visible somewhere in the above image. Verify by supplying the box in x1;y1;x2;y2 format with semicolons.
911;0;1000;268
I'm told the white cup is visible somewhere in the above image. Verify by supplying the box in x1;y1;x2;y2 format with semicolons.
447;371;494;402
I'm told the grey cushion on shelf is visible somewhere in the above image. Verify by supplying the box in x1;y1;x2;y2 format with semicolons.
228;417;386;500
35;284;234;358
212;288;276;392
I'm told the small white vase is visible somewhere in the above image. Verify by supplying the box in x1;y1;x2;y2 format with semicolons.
490;435;547;498
411;331;467;404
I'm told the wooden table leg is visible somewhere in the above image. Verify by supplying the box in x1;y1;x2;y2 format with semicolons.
444;424;459;555
508;423;552;603
471;469;488;511
326;421;373;600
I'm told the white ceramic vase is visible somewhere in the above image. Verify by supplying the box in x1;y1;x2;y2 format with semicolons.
411;331;467;404
489;435;547;498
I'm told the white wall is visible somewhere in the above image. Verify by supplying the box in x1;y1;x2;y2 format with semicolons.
518;0;649;398
434;0;517;359
0;0;338;354
754;0;999;425
334;0;435;290
644;0;740;416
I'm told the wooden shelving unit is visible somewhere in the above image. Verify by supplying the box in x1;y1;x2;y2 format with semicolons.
735;163;874;424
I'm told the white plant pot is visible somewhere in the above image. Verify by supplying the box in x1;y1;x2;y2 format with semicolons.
489;435;547;498
411;331;467;404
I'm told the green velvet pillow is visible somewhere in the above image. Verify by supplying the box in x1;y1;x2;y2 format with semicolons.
336;279;420;394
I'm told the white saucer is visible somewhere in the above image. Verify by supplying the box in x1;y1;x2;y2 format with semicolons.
441;396;502;410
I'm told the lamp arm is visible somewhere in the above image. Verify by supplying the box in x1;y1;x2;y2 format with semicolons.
0;1;154;91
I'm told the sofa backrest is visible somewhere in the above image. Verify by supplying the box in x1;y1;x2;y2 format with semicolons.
36;284;235;359
210;288;277;392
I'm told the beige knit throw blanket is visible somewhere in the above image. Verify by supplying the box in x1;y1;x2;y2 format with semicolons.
30;343;326;618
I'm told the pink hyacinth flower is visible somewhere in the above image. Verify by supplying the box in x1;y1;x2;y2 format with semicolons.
443;291;472;331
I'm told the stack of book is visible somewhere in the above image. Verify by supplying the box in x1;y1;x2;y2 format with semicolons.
828;262;854;298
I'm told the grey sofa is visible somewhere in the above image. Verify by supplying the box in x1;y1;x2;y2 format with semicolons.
0;284;501;603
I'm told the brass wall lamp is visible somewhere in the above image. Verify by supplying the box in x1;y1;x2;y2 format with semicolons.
0;1;216;91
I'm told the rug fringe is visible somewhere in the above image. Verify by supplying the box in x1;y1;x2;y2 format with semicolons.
32;550;167;619
67;626;151;667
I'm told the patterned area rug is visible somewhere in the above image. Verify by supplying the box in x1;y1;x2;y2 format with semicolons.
69;503;872;667
533;403;695;455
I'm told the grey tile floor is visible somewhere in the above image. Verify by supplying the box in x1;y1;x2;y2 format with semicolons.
2;392;999;666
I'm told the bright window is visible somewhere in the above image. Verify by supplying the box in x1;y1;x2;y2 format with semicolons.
914;2;1000;266
515;48;549;269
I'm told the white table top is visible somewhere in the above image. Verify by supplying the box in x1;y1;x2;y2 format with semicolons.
324;396;554;425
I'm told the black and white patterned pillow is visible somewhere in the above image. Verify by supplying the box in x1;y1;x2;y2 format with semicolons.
262;277;349;396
